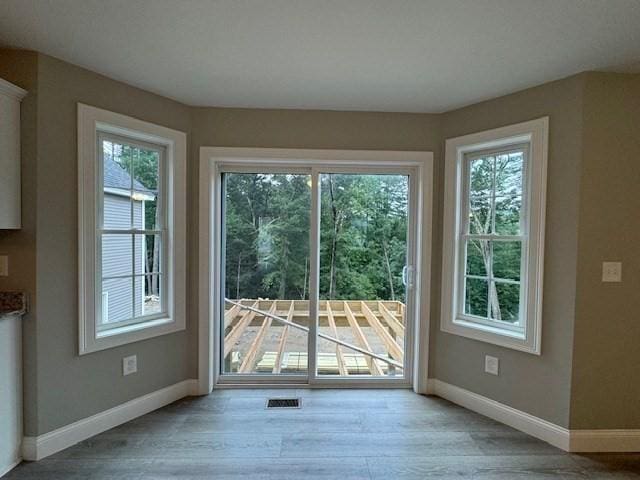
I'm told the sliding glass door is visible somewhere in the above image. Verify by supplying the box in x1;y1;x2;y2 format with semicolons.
316;173;408;378
221;172;311;376
219;166;416;384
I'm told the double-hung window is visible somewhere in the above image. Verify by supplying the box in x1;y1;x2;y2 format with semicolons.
78;104;186;354
441;118;548;354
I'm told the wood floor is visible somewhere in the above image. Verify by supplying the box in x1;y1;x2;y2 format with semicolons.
5;389;640;479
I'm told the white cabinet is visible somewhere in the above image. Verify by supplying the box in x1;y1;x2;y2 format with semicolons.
0;78;27;229
0;313;22;476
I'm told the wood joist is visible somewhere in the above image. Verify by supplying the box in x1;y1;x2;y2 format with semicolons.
223;299;405;375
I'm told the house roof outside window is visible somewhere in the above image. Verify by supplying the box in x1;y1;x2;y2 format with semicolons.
104;157;155;200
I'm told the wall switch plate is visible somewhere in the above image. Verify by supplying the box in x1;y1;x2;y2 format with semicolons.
602;261;622;282
485;355;499;376
0;255;8;276
122;355;137;376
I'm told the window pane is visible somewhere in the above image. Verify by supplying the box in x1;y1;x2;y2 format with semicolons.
132;148;159;192
103;140;134;229
491;281;520;323
469;196;492;234
495;152;523;197
142;274;162;316
138;194;158;230
134;234;161;275
102;234;132;277
131;194;144;229
319;173;409;378
134;276;144;318
103;140;133;190
132;148;160;229
101;277;133;325
465;277;488;318
466;239;488;277
469;156;493;197
222;172;311;376
103;187;132;230
492;241;522;281
495;195;521;235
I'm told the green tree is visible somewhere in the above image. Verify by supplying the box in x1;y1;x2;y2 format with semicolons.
223;172;410;305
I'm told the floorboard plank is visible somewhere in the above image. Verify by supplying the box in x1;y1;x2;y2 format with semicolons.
5;389;635;479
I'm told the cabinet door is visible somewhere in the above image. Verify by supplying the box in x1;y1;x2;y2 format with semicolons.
0;78;27;229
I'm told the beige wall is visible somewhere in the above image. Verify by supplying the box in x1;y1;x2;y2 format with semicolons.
436;75;586;427
570;73;640;429
3;47;638;435
188;107;443;374
0;50;194;435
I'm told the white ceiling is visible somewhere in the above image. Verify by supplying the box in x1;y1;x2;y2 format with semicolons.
1;0;640;112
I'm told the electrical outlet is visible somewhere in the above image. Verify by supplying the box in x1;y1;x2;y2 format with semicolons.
0;255;8;276
485;355;499;376
122;355;137;376
602;262;622;282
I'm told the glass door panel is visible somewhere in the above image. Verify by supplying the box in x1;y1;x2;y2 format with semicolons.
317;173;409;377
221;172;310;376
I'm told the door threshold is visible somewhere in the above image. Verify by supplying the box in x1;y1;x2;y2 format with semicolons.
214;381;413;390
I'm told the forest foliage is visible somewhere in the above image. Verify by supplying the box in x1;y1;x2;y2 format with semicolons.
223;173;409;303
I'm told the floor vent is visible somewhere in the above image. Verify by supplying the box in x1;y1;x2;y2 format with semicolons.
266;398;301;409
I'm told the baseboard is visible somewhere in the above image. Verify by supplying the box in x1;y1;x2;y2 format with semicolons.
18;377;639;460
22;378;198;461
570;430;640;452
427;379;640;452
429;379;571;450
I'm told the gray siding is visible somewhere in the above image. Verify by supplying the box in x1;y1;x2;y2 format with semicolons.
102;193;145;324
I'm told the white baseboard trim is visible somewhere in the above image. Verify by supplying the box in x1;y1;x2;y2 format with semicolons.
429;379;571;450
18;377;640;460
427;379;640;452
22;379;198;461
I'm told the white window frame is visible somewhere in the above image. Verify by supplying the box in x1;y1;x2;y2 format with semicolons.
198;147;433;394
441;118;548;354
78;104;186;354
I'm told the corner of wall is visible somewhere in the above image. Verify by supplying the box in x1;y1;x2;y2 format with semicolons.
431;74;588;428
569;71;640;430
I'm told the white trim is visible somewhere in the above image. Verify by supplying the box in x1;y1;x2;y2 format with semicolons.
430;379;640;453
441;117;548;354
206;146;431;166
198;153;216;395
16;375;640;462
431;379;570;450
307;168;320;385
199;147;433;392
0;78;27;101
78;104;187;354
413;157;433;394
22;379;198;461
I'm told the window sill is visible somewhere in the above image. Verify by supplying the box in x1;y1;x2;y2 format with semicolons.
80;315;185;355
442;316;540;355
97;316;173;338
